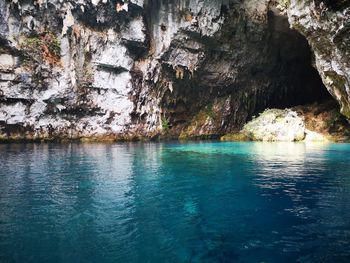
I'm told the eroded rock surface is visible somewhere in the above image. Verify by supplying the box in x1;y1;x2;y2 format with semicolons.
287;0;350;118
221;101;350;142
0;0;345;141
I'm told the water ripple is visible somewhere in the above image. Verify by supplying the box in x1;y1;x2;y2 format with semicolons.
0;142;350;262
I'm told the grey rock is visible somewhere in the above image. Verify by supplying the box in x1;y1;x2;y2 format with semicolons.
0;0;346;140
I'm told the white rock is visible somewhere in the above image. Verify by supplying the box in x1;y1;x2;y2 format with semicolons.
243;109;306;142
0;54;17;67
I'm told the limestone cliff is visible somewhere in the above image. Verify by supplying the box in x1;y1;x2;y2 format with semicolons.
0;0;347;141
286;0;350;118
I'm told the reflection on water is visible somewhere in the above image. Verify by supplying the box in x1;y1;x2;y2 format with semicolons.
1;142;350;262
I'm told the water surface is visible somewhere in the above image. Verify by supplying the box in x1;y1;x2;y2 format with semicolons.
1;142;350;262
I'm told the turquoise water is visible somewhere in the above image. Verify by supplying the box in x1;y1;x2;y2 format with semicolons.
1;142;350;262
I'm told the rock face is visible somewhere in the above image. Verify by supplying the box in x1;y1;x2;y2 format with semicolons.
0;0;144;140
293;101;350;142
221;101;350;142
0;0;345;141
286;0;350;118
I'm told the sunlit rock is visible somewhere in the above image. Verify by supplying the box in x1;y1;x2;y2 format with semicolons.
242;109;306;142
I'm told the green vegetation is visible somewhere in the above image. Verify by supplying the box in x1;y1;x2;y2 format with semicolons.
161;116;170;132
20;31;61;65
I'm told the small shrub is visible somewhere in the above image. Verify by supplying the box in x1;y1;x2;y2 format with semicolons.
161;116;170;132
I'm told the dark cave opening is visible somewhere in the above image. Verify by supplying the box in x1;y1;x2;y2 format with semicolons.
158;5;338;137
257;9;334;112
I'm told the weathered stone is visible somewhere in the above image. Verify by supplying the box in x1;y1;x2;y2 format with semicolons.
287;0;350;118
242;109;306;142
0;0;347;141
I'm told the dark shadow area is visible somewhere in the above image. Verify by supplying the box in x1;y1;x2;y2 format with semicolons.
255;9;333;111
138;2;338;136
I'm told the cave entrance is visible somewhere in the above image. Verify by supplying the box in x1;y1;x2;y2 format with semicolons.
256;8;334;112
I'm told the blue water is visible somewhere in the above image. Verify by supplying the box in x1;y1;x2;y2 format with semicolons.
1;142;350;263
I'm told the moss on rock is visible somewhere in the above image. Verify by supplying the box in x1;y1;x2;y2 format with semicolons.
220;133;251;142
19;31;61;66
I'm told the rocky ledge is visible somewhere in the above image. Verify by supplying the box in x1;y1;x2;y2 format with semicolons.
221;101;350;142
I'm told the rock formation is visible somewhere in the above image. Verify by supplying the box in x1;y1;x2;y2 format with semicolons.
0;0;348;141
241;108;306;142
221;101;350;142
287;0;350;118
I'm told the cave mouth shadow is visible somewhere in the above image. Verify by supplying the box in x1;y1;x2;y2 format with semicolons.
255;9;334;112
156;4;337;135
